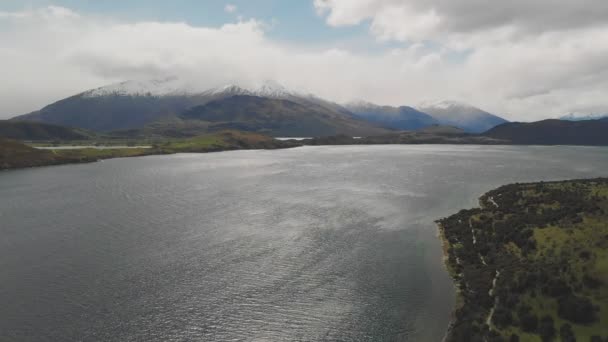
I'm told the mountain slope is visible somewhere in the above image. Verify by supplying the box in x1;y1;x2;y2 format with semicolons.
484;119;608;145
179;95;388;137
0;120;93;141
12;91;212;132
417;100;508;133
345;101;438;130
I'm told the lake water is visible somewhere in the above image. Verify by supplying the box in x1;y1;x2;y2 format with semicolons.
1;145;607;341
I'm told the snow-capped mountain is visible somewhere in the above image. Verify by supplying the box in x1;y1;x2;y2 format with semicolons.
417;100;508;133
560;113;608;121
12;78;387;136
345;101;438;131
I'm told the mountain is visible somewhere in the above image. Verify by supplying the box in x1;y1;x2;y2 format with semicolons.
0;120;94;141
12;79;382;137
560;113;608;121
12;78;215;132
484;119;608;145
179;95;388;137
417;100;508;133
345;101;438;130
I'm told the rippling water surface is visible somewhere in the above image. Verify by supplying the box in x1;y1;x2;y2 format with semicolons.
1;145;608;341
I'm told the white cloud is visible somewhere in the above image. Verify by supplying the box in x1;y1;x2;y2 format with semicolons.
1;4;608;121
224;4;238;14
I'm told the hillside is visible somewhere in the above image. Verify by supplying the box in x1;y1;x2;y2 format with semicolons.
12;92;212;132
418;100;508;133
179;95;388;137
345;102;438;130
484;119;608;145
438;179;608;341
0;120;93;141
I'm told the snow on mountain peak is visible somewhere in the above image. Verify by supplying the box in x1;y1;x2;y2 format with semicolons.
345;100;380;109
418;99;474;110
560;112;608;121
83;78;315;101
82;77;202;98
205;80;307;99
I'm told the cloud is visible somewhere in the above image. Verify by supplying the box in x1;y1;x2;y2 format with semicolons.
314;0;608;42
224;4;238;14
1;4;608;121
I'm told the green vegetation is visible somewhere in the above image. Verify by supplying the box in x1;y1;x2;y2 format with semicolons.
1;131;298;170
438;179;608;341
307;130;506;145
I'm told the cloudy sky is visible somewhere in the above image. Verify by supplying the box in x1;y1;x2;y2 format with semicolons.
2;0;608;121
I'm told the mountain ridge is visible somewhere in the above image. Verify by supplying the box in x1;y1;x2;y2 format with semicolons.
345;101;438;131
417;100;508;133
484;118;608;145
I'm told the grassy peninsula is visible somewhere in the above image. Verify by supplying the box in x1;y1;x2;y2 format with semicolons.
0;131;297;170
438;179;608;342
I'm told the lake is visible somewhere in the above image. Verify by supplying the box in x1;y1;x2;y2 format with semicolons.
1;145;607;341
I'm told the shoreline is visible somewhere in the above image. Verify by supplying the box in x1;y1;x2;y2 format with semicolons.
436;222;461;342
0;131;300;171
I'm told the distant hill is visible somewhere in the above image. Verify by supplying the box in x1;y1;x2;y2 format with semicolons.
484;119;608;145
0;120;93;141
179;95;388;137
417;100;508;133
345;101;438;130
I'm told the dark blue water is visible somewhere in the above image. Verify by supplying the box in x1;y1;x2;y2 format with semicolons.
1;145;607;341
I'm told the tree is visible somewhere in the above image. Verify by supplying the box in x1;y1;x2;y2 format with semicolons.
559;323;575;342
538;315;555;342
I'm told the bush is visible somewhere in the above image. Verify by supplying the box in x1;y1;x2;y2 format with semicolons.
520;313;538;333
558;295;596;324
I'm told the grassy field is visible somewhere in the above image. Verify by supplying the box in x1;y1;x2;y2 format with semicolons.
438;179;608;342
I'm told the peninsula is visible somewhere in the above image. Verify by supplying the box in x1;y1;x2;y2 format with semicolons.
438;179;608;341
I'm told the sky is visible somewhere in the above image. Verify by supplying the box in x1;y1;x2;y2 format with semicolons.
1;0;608;121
